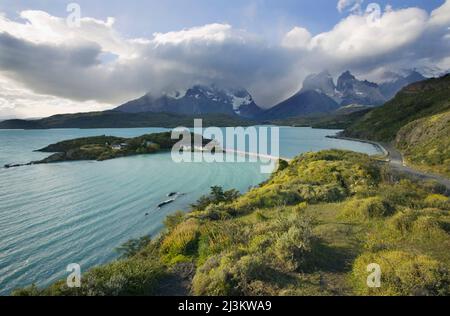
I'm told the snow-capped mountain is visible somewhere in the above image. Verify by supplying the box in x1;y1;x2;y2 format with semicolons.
115;85;263;119
299;70;386;107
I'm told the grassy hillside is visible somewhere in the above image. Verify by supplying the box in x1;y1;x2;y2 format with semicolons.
14;150;450;296
0;111;254;129
396;111;450;177
344;75;450;141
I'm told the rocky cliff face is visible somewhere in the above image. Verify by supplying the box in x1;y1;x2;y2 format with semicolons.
336;71;386;106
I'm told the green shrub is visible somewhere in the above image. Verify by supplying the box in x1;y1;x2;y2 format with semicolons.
201;203;235;220
81;258;165;296
424;194;450;210
160;219;200;263
12;284;43;296
191;186;241;211
379;180;427;208
352;250;450;296
255;210;269;221
116;236;152;259
197;222;250;265
164;211;186;231
14;258;167;296
192;251;269;296
388;210;447;240
340;197;394;221
248;234;274;253
272;215;314;272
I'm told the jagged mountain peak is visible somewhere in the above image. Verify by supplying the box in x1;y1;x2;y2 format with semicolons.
336;71;385;106
115;84;262;119
339;70;356;81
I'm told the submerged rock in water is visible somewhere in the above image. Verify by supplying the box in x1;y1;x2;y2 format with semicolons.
158;198;176;208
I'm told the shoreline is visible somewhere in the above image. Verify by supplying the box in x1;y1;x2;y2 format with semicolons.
326;135;389;159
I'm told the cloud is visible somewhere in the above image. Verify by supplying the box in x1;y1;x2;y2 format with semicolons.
0;13;299;110
0;76;110;119
283;1;450;80
337;0;364;14
0;1;450;117
282;27;312;49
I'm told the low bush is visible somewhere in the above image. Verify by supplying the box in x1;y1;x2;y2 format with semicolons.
191;186;241;211
164;211;186;231
352;250;450;296
388;210;447;240
271;214;314;272
340;197;394;221
192;251;269;296
14;258;166;296
424;194;450;210
160;219;201;264
379;180;427;208
80;258;166;296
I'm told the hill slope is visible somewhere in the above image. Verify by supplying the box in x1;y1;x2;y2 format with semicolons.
344;74;450;177
14;150;450;296
0;111;254;129
261;90;340;120
396;110;450;177
344;75;450;141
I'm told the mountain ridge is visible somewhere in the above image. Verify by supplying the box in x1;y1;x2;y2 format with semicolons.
260;90;340;120
0;111;255;129
0;70;430;128
115;85;264;119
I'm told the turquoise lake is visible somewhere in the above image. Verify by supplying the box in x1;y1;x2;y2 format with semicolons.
0;127;381;294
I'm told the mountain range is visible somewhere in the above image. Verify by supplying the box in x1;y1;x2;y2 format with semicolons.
114;70;425;120
0;69;429;128
115;85;263;119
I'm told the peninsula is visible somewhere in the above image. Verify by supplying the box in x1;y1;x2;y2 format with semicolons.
4;132;211;168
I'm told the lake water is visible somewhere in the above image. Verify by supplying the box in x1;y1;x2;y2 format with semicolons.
0;127;380;295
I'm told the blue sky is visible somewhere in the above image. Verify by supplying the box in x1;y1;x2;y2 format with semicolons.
0;0;445;40
0;0;449;117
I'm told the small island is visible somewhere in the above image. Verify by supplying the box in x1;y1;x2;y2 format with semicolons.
4;132;212;168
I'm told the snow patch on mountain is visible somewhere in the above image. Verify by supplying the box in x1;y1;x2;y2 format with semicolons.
231;94;252;111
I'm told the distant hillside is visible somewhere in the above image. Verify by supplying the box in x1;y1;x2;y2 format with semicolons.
379;70;426;100
344;74;450;177
396;110;450;177
272;108;370;129
0;111;255;129
344;74;450;141
260;90;340;120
